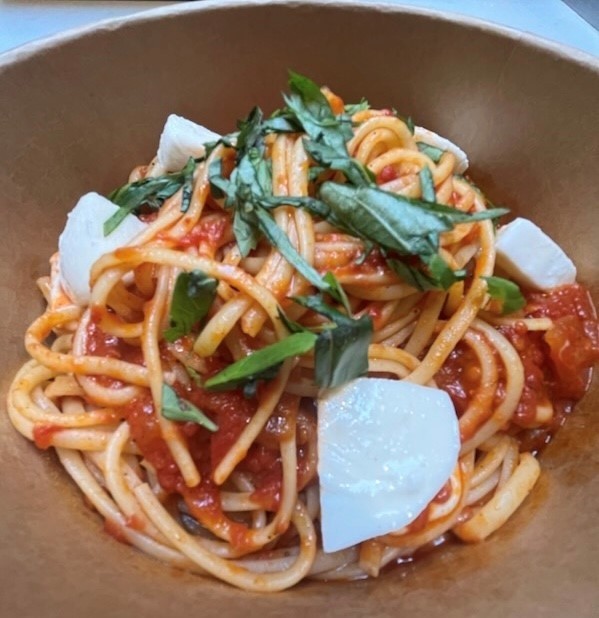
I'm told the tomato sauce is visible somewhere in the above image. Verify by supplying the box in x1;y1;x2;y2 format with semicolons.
119;378;314;548
85;310;145;389
32;424;62;449
436;284;599;451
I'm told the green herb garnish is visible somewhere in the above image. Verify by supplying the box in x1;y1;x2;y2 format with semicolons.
204;331;318;392
104;157;197;236
163;270;217;342
482;276;525;315
419;166;436;202
417;142;444;162
161;383;217;431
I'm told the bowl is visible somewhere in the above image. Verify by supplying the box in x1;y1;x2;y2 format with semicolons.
0;1;597;616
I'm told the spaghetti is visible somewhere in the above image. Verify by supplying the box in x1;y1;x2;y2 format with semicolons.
7;74;599;591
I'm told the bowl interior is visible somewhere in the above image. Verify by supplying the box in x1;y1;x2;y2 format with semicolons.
0;2;598;617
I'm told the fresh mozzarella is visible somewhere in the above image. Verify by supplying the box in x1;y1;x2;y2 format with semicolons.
495;217;576;291
154;114;221;174
58;192;148;305
317;377;460;553
414;126;469;174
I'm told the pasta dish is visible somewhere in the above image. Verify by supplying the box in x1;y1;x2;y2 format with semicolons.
7;73;598;591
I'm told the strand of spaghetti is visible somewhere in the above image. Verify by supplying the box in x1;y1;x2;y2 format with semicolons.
453;453;541;542
166;161;209;239
194;295;253;357
73;309;145;406
212;359;293;485
89;247;287;340
403;277;488;385
56;445;200;571
348;116;416;154
373;307;420;343
104;421;167;541
470;436;510;487
143;264;201;488
381;452;474;550
457;328;499;442
241;134;297;335
289;136;314;263
460;318;525;453
465;470;501;506
10;361;115;427
404;291;447;357
25;306;149;386
136;483;316;591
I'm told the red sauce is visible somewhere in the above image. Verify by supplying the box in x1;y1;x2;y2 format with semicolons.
32;424;62;449
119;381;314;549
377;165;399;184
85;310;145;389
436;284;599;450
172;214;229;250
104;518;130;545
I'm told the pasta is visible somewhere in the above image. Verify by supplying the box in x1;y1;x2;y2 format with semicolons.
7;74;599;591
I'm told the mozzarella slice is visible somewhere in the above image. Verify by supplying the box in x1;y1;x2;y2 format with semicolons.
414;126;469;174
58;192;148;305
317;377;460;553
154;114;221;174
495;217;576;291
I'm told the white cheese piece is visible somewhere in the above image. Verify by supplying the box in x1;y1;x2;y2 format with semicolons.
495;217;576;291
317;377;460;553
155;114;221;174
58;192;148;305
414;126;469;174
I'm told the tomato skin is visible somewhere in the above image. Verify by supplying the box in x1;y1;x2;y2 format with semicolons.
527;284;599;399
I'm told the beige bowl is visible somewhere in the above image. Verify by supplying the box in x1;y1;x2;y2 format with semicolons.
1;2;597;616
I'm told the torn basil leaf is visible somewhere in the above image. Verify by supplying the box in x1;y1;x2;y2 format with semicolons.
314;317;372;388
417;141;444;163
161;383;217;431
419;166;436;202
318;182;508;258
163;270;217;342
105;157;196;236
204;331;318;392
482;276;525;315
290;294;373;388
344;98;370;116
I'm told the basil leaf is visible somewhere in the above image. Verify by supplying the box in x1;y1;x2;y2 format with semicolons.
277;307;307;334
242;363;282;399
314;317;372;388
302;138;374;187
283;72;373;187
417;142;444;163
204;331;318;391
291;293;352;326
161;383;217;431
180;157;196;213
387;258;441;291
105;178;179;236
425;254;467;290
419;166;436;202
322;272;351;315
236;106;265;156
396;113;415;135
482;276;525;315
253;207;347;305
233;208;260;257
164;270;217;342
319;182;507;257
290;293;373;388
185;365;203;387
344;98;370;115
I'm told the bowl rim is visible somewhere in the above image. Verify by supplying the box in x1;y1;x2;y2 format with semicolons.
1;0;598;73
